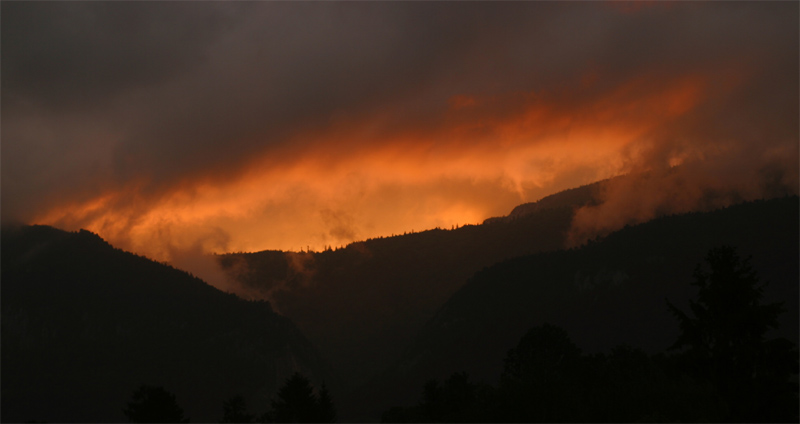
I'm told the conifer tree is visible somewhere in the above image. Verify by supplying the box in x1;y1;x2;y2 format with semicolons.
270;373;318;423
668;246;798;422
316;382;337;423
123;385;189;423
221;395;254;423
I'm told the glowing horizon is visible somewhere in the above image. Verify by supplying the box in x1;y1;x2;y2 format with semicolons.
4;2;798;263
29;70;721;260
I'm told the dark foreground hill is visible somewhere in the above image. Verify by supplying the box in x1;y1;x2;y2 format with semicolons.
1;225;333;423
219;181;603;389
350;196;799;421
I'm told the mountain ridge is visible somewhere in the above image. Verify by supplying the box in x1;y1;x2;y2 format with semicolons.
219;201;578;390
218;173;797;400
1;225;335;423
347;196;799;421
484;178;606;224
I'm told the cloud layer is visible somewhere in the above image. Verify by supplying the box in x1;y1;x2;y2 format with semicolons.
2;2;797;260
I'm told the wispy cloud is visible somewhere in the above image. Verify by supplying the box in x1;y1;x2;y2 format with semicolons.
3;1;796;261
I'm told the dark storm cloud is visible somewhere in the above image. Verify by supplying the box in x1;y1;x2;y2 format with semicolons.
2;1;246;218
106;2;538;180
1;1;238;112
2;1;797;231
2;1;540;217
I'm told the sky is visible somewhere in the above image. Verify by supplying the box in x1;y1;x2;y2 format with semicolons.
2;1;798;262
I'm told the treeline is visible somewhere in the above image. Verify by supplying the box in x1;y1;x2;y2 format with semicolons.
16;240;796;423
382;247;799;423
383;329;722;422
122;373;336;423
115;247;798;423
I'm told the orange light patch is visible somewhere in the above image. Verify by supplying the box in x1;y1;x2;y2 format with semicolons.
31;71;721;261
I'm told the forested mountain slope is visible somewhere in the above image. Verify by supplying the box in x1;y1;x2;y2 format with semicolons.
219;182;601;388
349;196;799;421
1;225;333;423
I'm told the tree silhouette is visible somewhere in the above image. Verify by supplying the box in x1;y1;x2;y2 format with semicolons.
667;246;798;422
123;385;189;423
267;372;337;423
498;323;584;422
382;372;492;423
382;323;730;422
419;379;443;420
221;395;254;423
315;382;337;423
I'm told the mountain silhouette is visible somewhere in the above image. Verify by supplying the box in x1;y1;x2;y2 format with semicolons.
218;180;604;390
1;225;334;423
486;177;605;223
5;183;796;422
349;196;799;421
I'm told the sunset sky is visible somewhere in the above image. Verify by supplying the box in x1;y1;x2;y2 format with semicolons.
2;1;798;261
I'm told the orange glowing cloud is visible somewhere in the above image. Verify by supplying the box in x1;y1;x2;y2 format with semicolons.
31;69;723;262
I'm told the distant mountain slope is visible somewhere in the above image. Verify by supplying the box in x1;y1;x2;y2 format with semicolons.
220;202;580;389
352;196;799;421
1;226;333;423
488;178;604;223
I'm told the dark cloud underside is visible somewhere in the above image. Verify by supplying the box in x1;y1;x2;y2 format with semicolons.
2;1;796;257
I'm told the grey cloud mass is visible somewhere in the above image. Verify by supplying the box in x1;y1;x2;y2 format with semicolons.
2;2;797;231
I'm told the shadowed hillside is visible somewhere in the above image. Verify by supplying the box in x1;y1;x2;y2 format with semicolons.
350;196;799;421
218;182;602;389
1;226;334;423
218;173;794;400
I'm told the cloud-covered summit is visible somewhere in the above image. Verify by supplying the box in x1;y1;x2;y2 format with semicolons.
2;2;797;259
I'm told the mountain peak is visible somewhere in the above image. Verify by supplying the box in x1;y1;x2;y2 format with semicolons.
484;178;610;225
